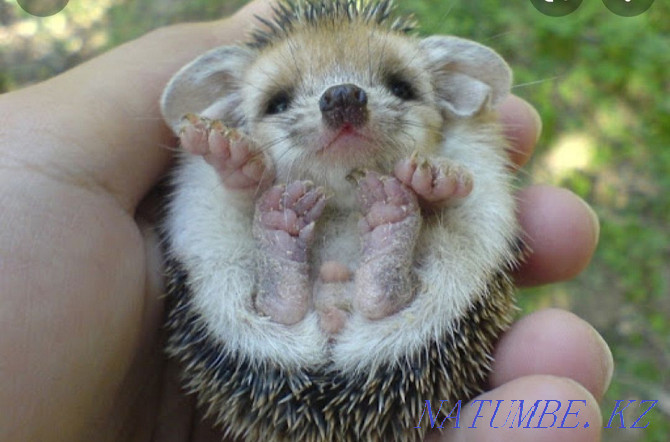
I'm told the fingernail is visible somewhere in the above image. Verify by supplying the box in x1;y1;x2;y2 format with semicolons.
530;105;542;144
594;327;614;397
521;98;543;144
577;195;600;249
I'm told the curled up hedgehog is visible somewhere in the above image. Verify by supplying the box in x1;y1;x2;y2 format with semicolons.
159;0;523;440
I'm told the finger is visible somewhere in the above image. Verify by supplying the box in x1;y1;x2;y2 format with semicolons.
427;376;602;442
0;0;274;212
513;185;600;286
491;309;613;400
498;95;542;169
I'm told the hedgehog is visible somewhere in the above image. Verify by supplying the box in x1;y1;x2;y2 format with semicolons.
159;0;522;440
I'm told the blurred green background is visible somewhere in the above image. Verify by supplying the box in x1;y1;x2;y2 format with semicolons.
1;0;668;439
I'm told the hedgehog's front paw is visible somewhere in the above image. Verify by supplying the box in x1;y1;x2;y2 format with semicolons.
394;155;473;209
179;114;274;190
253;182;327;325
355;172;420;320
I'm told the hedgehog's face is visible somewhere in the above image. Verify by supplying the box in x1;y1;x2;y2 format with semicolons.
161;21;511;191
240;25;443;178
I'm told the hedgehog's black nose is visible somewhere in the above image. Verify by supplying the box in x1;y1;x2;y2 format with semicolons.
319;84;368;129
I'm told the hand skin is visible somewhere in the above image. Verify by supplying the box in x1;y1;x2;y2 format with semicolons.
0;1;610;441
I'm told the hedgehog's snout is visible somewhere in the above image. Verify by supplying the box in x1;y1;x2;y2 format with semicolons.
319;83;369;130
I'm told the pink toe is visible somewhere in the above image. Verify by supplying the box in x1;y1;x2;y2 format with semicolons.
241;157;266;182
285;181;308;204
294;190;321;215
429;175;457;202
305;194;327;222
180;124;209;155
394;158;416;185
207;127;231;159
410;164;434;196
261;210;300;235
229;138;250;167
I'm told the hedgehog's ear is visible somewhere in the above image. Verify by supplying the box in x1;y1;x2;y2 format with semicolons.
160;46;254;133
419;36;511;118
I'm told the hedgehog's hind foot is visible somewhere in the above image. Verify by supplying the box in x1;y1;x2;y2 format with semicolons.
253;181;327;325
354;172;421;320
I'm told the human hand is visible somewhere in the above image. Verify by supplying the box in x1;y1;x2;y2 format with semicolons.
0;1;609;441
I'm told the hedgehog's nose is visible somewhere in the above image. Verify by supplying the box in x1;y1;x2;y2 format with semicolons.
319;84;369;129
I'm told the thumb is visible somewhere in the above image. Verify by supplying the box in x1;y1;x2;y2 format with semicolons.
0;0;273;212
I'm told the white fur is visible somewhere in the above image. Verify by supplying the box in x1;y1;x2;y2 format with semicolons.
165;157;329;368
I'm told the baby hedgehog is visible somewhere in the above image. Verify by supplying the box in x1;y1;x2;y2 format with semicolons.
160;0;522;440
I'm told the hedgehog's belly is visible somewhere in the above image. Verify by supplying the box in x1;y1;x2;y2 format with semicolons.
309;211;362;280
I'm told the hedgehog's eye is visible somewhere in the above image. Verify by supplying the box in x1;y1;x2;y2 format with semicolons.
387;75;417;101
265;91;292;115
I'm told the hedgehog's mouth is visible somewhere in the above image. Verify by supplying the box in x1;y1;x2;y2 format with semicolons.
319;124;374;157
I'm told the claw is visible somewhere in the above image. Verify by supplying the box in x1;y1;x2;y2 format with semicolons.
346;168;366;185
210;119;225;133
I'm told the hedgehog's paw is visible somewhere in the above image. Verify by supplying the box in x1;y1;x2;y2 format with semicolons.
356;172;420;250
178;113;210;155
178;114;274;190
355;172;420;320
253;182;327;325
255;181;327;261
394;155;473;209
